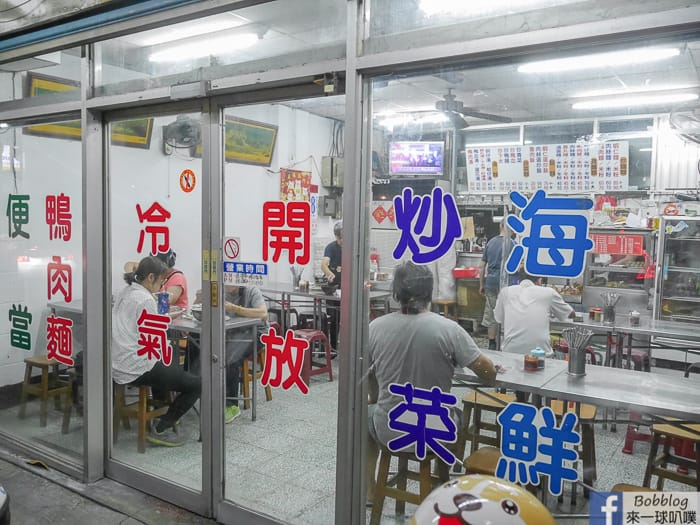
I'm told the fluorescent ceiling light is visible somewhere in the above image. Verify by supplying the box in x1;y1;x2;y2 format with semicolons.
519;47;680;74
572;93;698;110
572;84;696;99
638;148;653;152
131;14;247;46
149;33;258;63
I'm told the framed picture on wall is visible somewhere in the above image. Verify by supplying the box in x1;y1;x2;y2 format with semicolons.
23;72;154;149
224;116;278;166
23;72;81;141
110;118;154;149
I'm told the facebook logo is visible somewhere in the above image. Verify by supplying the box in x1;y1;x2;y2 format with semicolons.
590;492;622;525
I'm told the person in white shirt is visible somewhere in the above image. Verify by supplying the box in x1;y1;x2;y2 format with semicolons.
494;271;574;356
112;256;200;447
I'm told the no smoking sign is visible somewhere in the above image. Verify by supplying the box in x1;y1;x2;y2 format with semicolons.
223;237;240;261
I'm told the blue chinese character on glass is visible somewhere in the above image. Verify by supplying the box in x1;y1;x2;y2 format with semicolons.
530;408;580;496
393;187;462;264
386;383;458;465
496;402;539;485
496;402;581;496
506;190;593;278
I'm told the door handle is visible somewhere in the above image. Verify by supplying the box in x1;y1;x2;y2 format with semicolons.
212;355;219;363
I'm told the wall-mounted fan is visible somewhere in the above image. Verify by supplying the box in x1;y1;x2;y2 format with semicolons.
163;115;201;155
669;109;700;145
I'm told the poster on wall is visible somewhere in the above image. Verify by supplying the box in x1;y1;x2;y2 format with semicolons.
23;72;154;148
280;169;312;201
465;141;629;193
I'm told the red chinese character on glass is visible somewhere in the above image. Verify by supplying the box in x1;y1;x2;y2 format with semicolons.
136;309;172;365
136;202;171;255
47;256;72;302
46;314;74;366
45;193;72;241
260;328;309;394
262;201;310;264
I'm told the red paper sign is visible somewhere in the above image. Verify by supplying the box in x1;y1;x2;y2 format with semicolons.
591;233;643;255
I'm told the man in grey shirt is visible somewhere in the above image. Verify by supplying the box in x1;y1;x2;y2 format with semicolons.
366;261;496;501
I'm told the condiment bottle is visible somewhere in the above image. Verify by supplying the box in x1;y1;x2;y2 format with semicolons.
531;348;546;369
524;354;539;372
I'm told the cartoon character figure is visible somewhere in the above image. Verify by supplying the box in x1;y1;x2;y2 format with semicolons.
410;475;555;525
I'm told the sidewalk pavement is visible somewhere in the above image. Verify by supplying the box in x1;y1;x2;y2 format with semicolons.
0;449;216;525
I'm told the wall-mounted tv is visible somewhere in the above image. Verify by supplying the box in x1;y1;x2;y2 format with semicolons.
389;141;444;176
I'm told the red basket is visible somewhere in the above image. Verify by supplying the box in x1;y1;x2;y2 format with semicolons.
452;267;479;279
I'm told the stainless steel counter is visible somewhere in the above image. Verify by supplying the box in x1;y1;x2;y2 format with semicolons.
457;350;700;422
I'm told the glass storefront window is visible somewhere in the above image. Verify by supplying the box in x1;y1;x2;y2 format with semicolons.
0;48;82;104
364;34;700;523
219;98;343;524
108;111;203;490
366;0;692;53
94;1;346;97
0;119;84;462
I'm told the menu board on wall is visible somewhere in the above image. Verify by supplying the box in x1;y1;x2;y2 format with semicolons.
466;141;629;193
591;233;644;255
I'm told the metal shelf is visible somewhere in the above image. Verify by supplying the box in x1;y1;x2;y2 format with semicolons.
666;266;700;273
589;265;645;274
663;296;700;303
666;237;700;242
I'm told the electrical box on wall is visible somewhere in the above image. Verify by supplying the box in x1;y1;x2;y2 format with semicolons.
320;195;340;218
321;156;344;188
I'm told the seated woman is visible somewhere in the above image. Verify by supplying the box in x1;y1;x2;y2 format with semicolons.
112;256;201;447
156;249;189;311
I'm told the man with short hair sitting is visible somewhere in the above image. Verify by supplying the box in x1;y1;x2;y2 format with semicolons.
365;261;497;501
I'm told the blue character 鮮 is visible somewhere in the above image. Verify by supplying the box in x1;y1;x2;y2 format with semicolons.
386;383;458;465
393;187;462;264
506;190;593;278
496;402;580;496
496;402;539;485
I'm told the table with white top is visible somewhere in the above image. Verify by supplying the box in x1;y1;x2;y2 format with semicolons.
171;316;262;420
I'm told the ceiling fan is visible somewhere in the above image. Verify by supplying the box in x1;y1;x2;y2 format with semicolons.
669;108;700;145
432;88;513;129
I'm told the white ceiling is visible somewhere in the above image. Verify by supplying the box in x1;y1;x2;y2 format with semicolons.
287;39;700;127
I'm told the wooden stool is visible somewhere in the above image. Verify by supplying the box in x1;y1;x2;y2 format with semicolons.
550;400;597;498
432;299;457;321
370;447;449;525
643;422;700;490
611;483;656;492
459;391;515;457
464;446;501;476
295;329;333;384
18;356;72;433
242;349;273;410
113;383;170;453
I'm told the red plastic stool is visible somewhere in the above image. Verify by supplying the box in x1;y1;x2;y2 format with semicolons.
612;343;652;454
294;329;334;385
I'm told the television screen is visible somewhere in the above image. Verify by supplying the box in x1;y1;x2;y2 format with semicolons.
389;141;444;176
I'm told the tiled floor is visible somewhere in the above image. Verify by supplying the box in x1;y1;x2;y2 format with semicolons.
2;340;697;524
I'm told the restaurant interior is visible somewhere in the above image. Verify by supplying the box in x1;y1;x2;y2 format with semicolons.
0;2;699;524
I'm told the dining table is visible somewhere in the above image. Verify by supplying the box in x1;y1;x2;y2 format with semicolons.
261;281;391;332
455;349;700;422
170;316;262;420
